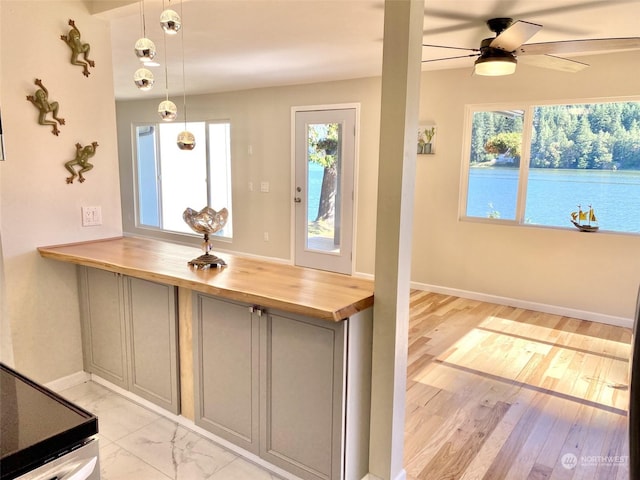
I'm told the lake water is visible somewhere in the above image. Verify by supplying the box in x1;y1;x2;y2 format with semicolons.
466;168;640;233
308;163;640;234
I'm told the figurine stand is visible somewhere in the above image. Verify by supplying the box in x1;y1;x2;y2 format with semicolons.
188;253;227;269
187;233;227;269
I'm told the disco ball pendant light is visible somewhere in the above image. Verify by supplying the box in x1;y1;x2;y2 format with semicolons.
177;130;195;150
133;67;154;90
176;0;195;150
134;1;156;63
134;37;156;62
160;8;181;35
158;9;176;122
158;100;177;121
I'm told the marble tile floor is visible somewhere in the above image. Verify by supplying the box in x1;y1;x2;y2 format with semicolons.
59;381;281;480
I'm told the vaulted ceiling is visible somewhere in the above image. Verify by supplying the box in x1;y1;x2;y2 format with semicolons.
96;0;640;100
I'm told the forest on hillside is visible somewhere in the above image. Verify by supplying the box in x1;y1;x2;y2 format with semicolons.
470;101;640;169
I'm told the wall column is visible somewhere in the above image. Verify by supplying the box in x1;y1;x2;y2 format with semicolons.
369;1;424;479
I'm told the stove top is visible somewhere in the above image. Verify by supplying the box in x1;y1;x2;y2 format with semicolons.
0;364;98;479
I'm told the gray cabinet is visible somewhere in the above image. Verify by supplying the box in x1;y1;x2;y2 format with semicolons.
78;267;180;414
193;293;372;480
259;309;345;480
192;295;260;453
78;267;128;388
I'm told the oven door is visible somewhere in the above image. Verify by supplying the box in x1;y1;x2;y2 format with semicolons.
16;439;99;480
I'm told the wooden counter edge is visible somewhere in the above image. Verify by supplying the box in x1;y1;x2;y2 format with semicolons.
38;242;374;322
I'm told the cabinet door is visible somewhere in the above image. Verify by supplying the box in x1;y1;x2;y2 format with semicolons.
125;277;180;414
260;310;346;480
78;267;128;389
193;294;260;454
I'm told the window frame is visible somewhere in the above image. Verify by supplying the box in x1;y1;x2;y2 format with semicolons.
459;96;640;235
126;119;233;246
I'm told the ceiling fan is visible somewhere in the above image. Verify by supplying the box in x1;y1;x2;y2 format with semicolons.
423;17;640;76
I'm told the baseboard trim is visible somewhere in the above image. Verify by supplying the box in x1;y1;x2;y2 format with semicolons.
360;470;406;480
45;370;91;392
411;281;633;328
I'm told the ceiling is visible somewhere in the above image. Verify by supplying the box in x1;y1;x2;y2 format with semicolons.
99;0;640;101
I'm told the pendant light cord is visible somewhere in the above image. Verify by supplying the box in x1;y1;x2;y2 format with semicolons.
162;0;169;102
180;0;187;128
141;0;147;38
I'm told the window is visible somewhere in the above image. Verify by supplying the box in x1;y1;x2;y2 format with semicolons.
462;100;640;234
134;121;233;238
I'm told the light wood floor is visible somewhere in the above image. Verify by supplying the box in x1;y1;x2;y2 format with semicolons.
405;291;631;480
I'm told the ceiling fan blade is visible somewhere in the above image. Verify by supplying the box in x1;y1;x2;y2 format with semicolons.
518;54;590;73
518;37;640;56
490;20;542;52
422;44;479;53
422;53;480;63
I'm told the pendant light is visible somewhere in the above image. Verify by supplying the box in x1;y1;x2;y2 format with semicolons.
176;0;195;150
133;68;154;90
160;0;181;35
134;0;156;63
158;10;176;121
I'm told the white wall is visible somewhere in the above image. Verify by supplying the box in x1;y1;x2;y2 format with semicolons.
0;0;122;382
118;51;640;324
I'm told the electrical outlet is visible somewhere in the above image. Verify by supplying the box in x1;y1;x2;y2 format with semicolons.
263;232;269;241
82;206;102;226
260;181;269;193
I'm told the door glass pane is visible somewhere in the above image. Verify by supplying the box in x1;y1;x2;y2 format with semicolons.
307;123;342;253
465;110;524;220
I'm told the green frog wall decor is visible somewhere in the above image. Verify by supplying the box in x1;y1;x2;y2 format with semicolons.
60;19;95;77
65;141;98;184
26;79;65;136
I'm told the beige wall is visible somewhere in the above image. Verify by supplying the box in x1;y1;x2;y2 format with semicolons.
0;1;122;382
118;51;640;324
414;51;640;323
116;77;383;268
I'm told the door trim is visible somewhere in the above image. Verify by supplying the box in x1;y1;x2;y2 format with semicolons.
290;103;360;274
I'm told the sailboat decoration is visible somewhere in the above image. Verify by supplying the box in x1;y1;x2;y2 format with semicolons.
570;204;599;232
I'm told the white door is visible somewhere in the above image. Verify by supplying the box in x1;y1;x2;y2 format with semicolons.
294;108;356;274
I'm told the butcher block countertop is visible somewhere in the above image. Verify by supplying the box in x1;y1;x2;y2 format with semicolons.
38;236;374;322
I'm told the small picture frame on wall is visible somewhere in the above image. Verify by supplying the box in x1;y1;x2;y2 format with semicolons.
417;124;436;155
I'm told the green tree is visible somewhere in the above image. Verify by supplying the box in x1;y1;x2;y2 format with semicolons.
308;123;340;222
484;132;522;166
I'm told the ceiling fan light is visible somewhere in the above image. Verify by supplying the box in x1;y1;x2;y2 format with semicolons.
474;55;517;76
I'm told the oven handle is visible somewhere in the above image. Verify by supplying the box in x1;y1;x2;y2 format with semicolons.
49;456;97;480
